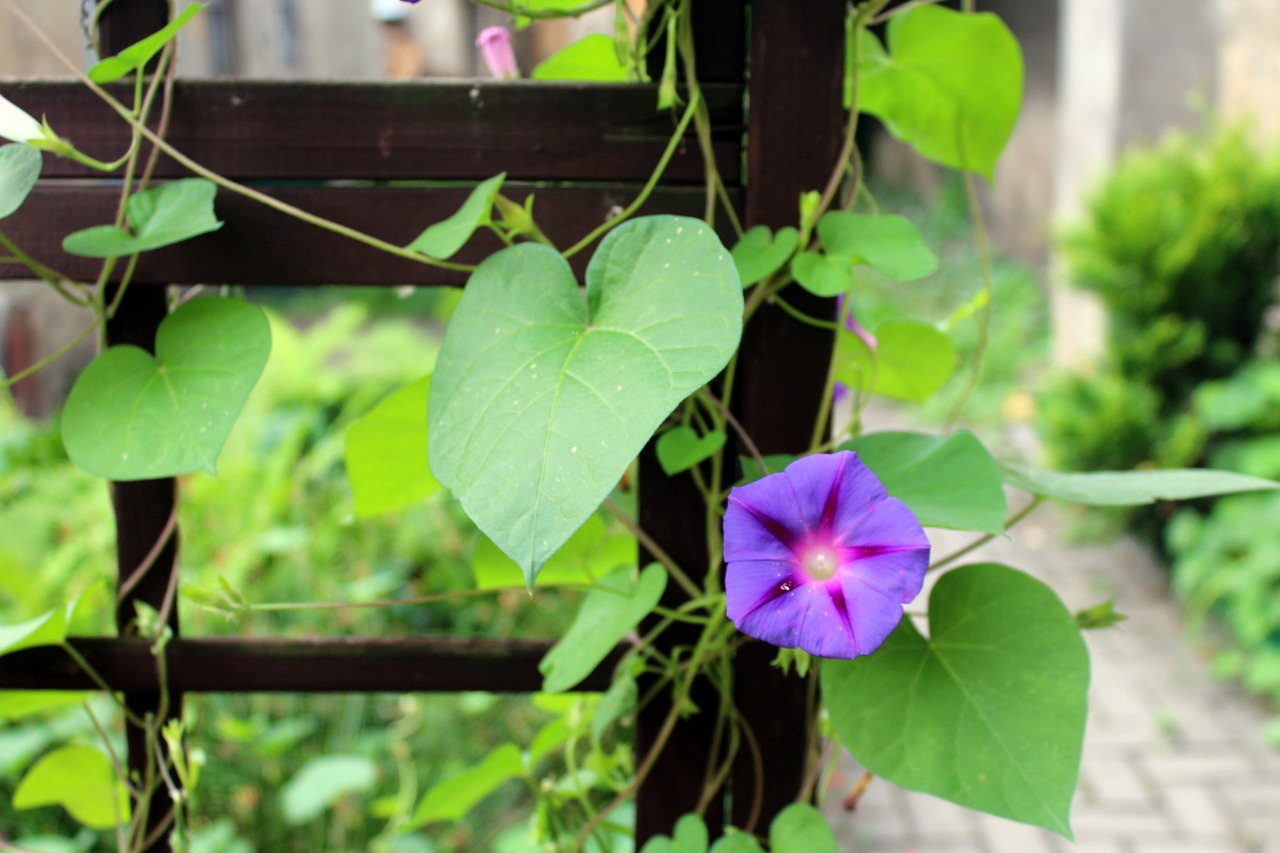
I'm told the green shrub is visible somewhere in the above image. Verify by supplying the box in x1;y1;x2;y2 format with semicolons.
1040;123;1280;538
0;304;589;851
1041;122;1280;713
1059;123;1280;400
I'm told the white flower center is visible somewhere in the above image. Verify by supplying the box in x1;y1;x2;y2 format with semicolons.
801;545;840;581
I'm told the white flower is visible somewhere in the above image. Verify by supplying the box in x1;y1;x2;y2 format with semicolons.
0;94;45;145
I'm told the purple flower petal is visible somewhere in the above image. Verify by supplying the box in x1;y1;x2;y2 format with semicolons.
724;559;796;623
722;451;930;659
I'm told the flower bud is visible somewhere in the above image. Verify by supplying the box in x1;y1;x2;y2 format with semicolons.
0;94;45;146
475;27;519;80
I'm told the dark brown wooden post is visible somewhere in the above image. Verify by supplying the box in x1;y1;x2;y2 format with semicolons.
730;0;847;832
632;0;747;842
96;2;182;850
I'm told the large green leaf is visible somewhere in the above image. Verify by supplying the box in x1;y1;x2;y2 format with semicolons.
823;564;1088;837
344;375;440;517
62;179;222;257
471;512;634;589
539;563;666;693
428;216;742;582
409;743;524;826
533;34;629;81
406;173;505;259
769;804;837;853
872;320;956;403
1002;463;1280;506
859;6;1023;181
61;298;270;479
0;691;87;720
280;754;377;825
843;430;1007;533
88;4;204;83
13;744;128;829
0;593;84;657
0;143;41;220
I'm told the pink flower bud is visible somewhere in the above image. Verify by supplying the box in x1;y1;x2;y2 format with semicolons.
475;27;519;80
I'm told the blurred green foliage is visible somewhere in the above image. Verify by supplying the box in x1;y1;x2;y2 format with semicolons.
0;300;603;851
856;175;1049;440
1039;123;1280;538
1037;122;1280;713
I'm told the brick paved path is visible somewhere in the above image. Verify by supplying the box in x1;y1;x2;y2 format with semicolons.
826;511;1280;852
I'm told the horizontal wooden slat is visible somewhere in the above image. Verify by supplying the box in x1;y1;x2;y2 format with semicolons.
0;182;733;285
0;80;743;183
0;636;621;693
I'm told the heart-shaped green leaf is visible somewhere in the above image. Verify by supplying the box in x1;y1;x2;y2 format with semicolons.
640;813;710;853
88;4;204;83
709;835;765;853
409;743;524;827
656;425;726;475
62;178;223;257
14;744;129;829
790;250;853;298
1002;463;1280;506
406;173;505;259
731;225;799;287
833;325;875;396
428;215;742;582
540;563;666;693
859;6;1023;181
0;143;41;220
61;298;270;480
872;320;956;403
344;375;441;517
471;513;634;589
842;430;1007;533
823;563;1088;837
533;34;630;81
281;754;377;825
769;804;837;853
818;212;937;282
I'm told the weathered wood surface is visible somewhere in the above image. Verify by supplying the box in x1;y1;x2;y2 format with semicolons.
0;184;734;285
0;80;743;182
730;0;846;831
0;636;621;693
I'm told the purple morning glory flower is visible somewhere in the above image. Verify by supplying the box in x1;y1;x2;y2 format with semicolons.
723;451;930;659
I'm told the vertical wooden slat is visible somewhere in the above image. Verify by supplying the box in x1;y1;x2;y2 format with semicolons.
632;0;744;841
633;448;726;841
96;2;180;850
730;0;847;832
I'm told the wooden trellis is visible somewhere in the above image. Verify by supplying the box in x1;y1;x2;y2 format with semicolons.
0;0;844;848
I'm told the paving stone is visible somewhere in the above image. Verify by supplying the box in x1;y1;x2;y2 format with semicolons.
969;813;1061;853
1160;785;1234;837
1081;758;1156;808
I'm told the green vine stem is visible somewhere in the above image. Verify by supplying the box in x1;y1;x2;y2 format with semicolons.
928;495;1045;572
0;317;100;392
944;168;996;428
562;90;702;259
0;231;91;305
